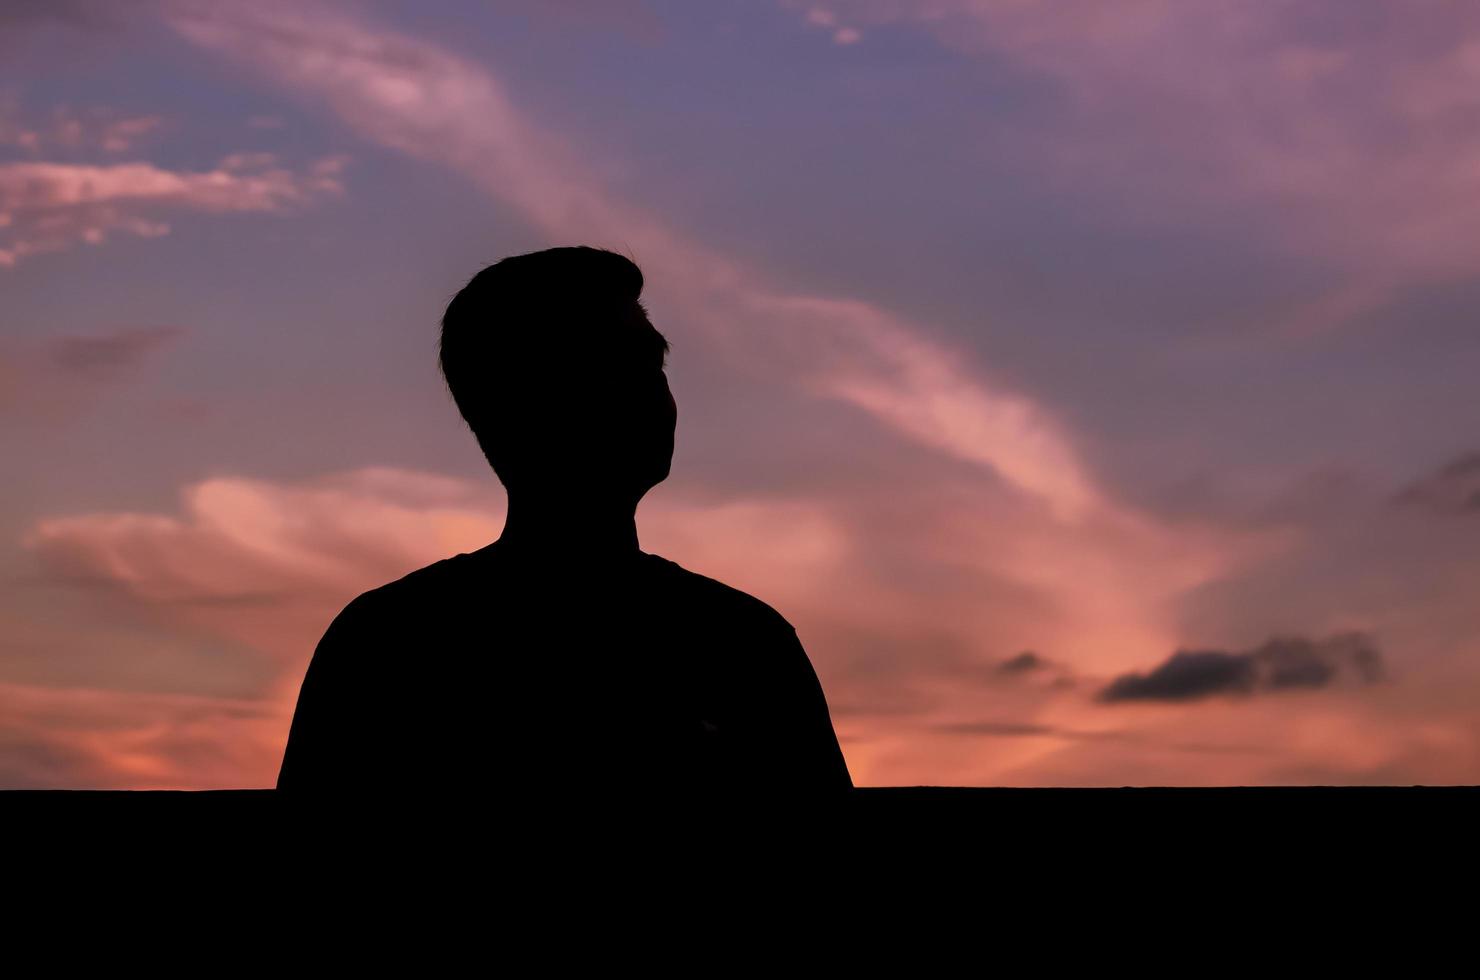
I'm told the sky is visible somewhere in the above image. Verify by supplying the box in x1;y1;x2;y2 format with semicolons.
3;0;1480;789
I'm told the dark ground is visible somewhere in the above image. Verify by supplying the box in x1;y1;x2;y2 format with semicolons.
11;785;1475;843
11;787;1471;916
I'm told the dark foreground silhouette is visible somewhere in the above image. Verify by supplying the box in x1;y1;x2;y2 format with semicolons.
276;245;851;796
276;538;853;796
13;789;1468;923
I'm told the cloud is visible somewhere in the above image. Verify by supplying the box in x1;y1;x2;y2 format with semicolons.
0;153;345;266
785;1;1480;335
1101;650;1258;703
10;460;1469;788
1392;452;1480;516
99;116;163;153
1172;460;1480;691
996;650;1047;675
936;720;1072;738
44;324;185;376
11;460;1150;787
0;154;339;212
17;464;864;635
931;719;1266;756
7;465;874;786
803;11;862;45
7;467;505;788
0;681;280;789
0;324;187;420
149;3;1297;695
0;105;164;154
146;9;1316;719
155;0;1101;524
3;3;1477;789
148;4;1306;696
139;1;1309;786
1098;632;1385;704
21;467;503;605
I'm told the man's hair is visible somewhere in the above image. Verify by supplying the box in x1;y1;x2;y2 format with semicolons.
439;245;667;484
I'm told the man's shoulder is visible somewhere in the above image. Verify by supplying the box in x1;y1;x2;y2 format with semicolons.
324;550;799;636
375;553;469;594
331;554;469;623
640;552;796;633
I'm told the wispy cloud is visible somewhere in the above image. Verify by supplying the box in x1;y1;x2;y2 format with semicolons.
0;153;345;266
10;466;871;785
150;1;1296;694
156;0;1103;524
1392;452;1480;517
0;324;187;420
0;681;279;789
0;105;164;154
22;467;502;605
14;459;1477;786
3;0;1477;789
44;324;184;376
134;0;1326;787
932;719;1269;757
787;1;1480;336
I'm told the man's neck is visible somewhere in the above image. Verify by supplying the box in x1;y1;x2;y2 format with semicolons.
494;492;643;566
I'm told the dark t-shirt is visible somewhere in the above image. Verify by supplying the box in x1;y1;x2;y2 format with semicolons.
276;540;853;798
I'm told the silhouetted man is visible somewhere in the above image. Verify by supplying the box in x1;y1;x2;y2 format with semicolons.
277;245;852;800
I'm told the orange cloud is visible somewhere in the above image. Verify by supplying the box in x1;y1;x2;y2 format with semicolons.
23;468;503;608
13;461;1293;787
8;2;1457;790
139;1;1358;786
0;681;280;789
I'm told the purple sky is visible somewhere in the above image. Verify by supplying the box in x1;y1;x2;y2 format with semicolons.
3;0;1479;788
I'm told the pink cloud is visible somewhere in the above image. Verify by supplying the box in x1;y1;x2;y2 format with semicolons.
14;461;1297;787
0;681;281;789
8;467;508;788
5;3;1474;789
23;468;504;607
100;116;164;153
153;0;1307;674
4;468;838;785
157;0;1110;527
137;1;1376;786
0;153;345;266
0;104;165;155
16;453;1480;787
786;0;1480;335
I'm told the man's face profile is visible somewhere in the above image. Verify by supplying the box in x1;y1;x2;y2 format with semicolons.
538;303;676;501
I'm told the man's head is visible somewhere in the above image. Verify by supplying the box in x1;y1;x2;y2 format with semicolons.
439;246;676;502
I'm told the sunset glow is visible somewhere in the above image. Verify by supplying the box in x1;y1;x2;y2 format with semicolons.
5;1;1480;788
